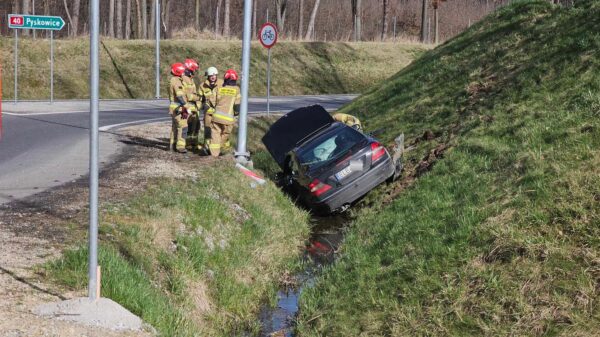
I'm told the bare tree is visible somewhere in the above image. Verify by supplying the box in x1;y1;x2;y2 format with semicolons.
109;0;115;37
297;0;304;39
135;0;142;38
142;0;147;38
252;0;257;39
276;0;288;34
162;0;171;37
420;0;428;42
117;0;123;38
22;0;30;36
352;0;362;41
305;0;321;40
150;0;155;37
223;0;230;37
125;0;131;39
381;0;389;40
195;0;201;30
62;0;74;36
215;0;222;36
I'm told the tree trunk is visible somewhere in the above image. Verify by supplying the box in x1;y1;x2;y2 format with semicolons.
62;0;74;37
14;0;20;13
195;0;201;31
125;0;132;39
223;0;230;37
142;0;147;39
305;0;321;40
117;0;123;38
352;0;362;41
381;0;388;41
434;6;439;44
162;0;171;38
297;0;304;39
72;0;80;36
420;0;428;43
109;0;115;37
252;0;257;39
22;0;30;36
135;0;142;38
150;0;155;38
276;0;287;34
215;0;222;36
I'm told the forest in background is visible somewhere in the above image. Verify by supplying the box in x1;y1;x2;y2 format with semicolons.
0;0;573;43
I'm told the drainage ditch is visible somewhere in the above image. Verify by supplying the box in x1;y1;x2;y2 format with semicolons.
258;213;350;337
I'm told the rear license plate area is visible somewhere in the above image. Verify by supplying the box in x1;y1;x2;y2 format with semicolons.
335;166;353;180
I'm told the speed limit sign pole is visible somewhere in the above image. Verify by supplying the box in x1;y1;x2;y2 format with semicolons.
259;22;278;116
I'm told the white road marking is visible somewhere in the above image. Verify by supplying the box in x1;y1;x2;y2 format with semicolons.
99;117;170;131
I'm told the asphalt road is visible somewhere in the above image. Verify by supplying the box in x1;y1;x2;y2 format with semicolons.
0;95;357;204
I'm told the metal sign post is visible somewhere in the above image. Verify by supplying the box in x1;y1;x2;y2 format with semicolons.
258;22;278;117
234;0;254;166
155;0;160;99
8;14;65;103
14;29;18;104
50;30;54;103
88;0;100;301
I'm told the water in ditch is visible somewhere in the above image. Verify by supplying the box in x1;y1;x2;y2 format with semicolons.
257;214;349;337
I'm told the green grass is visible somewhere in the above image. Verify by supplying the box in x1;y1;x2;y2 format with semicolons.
0;39;425;100
297;1;600;336
46;155;311;336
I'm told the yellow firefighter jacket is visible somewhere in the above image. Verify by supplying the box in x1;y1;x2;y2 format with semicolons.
333;113;362;131
199;79;224;115
182;75;200;112
168;76;186;115
212;85;241;126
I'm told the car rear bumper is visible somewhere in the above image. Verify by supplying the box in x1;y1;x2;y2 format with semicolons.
309;155;395;214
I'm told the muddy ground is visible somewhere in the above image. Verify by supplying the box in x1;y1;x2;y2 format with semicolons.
0;122;218;336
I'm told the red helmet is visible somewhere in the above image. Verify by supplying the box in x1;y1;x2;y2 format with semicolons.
184;58;199;72
224;69;239;81
171;62;186;76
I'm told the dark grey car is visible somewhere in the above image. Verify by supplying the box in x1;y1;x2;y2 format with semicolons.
262;105;397;214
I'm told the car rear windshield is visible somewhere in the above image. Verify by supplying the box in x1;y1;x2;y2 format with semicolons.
296;126;365;169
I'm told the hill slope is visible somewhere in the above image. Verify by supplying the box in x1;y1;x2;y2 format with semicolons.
298;1;600;336
0;39;423;99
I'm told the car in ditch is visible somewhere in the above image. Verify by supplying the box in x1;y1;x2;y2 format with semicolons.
261;105;401;214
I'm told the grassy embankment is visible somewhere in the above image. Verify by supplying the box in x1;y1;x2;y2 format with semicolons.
0;38;424;100
297;1;600;336
45;119;310;337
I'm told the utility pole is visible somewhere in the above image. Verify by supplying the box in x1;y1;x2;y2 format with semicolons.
235;0;253;167
88;0;100;301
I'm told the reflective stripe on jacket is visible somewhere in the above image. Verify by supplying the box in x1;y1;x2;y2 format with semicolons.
212;86;241;125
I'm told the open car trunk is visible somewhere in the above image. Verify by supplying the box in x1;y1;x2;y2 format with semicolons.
262;105;334;168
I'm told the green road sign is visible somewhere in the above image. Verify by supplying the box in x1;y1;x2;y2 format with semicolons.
9;14;65;31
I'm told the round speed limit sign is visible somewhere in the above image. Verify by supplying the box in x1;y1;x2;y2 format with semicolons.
259;22;278;49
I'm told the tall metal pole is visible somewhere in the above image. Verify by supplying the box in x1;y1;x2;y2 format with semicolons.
235;0;253;166
267;48;271;116
155;0;160;99
50;31;54;103
266;7;270;116
14;29;18;104
88;0;100;301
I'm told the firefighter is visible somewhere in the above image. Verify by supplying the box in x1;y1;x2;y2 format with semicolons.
209;69;241;157
333;113;363;131
183;58;201;150
198;66;222;152
168;62;190;153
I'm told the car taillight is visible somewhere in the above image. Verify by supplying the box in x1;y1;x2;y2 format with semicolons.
308;179;332;197
371;142;386;162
